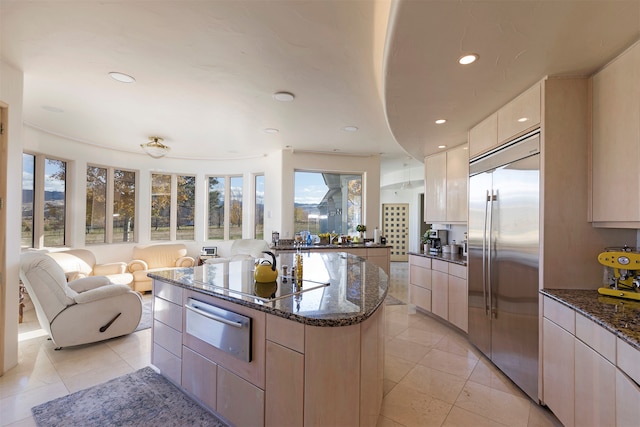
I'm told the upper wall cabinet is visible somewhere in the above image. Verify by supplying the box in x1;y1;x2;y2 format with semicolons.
469;113;497;158
469;83;541;159
497;82;541;144
591;41;640;226
424;144;468;224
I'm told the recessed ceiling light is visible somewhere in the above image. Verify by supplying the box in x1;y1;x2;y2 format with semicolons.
438;145;447;149
109;72;136;83
458;54;479;65
517;117;529;122
435;119;447;124
333;149;340;152
343;126;358;132
264;128;279;134
273;91;295;102
42;105;64;113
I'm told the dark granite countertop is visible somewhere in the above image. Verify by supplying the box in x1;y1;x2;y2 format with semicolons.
408;251;467;266
148;252;388;327
272;243;392;252
541;289;640;351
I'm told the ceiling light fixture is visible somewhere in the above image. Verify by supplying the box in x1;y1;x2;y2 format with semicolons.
517;117;529;122
435;119;447;124
458;54;479;65
343;126;358;132
109;72;136;83
140;136;170;158
438;145;447;149
264;128;279;134
273;91;295;102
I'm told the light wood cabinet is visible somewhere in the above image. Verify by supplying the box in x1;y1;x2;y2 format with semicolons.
151;279;184;386
543;296;640;427
616;369;640;427
574;340;615;427
409;254;432;311
409;255;467;332
445;144;468;223
591;41;640;225
424;144;468;224
265;341;303;427
447;263;467;332
424;152;446;223
217;366;265;427
542;317;575;427
182;346;218;411
497;82;541;144
469;113;497;158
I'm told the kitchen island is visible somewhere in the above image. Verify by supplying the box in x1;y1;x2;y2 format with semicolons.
148;252;387;427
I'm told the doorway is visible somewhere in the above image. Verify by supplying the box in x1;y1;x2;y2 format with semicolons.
382;203;409;262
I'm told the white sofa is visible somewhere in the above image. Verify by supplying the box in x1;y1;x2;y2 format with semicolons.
47;248;134;288
127;243;195;292
20;251;143;349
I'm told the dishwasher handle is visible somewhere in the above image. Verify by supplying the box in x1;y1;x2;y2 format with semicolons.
185;302;243;328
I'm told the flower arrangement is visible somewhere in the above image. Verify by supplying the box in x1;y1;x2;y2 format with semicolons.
356;224;366;233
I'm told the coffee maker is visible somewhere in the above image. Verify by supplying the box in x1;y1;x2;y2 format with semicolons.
427;229;448;254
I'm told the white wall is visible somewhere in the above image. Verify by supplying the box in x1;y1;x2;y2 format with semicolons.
21;128;382;262
1;60;24;372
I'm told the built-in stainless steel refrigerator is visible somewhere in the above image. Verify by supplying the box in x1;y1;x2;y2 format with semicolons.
468;130;540;401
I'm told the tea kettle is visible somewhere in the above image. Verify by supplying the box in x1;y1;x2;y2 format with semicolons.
254;251;278;283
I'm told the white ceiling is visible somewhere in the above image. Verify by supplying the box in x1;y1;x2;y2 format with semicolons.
2;0;640;172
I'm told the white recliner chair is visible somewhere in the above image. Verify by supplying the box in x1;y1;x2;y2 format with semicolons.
20;252;143;349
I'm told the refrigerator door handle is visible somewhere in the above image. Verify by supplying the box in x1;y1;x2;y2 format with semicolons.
483;190;490;316
488;189;496;318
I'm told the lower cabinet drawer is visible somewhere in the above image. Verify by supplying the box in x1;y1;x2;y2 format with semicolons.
217;366;264;427
153;343;181;385
409;284;431;312
154;319;182;357
182;346;218;411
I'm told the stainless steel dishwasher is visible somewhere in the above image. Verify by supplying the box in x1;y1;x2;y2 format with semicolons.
185;297;252;362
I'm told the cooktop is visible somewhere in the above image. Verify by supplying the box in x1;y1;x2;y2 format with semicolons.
191;256;330;303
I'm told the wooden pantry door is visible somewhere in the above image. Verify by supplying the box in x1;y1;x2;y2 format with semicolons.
382;203;409;262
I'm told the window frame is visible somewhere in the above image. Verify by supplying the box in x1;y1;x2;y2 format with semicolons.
22;152;71;249
86;164;139;244
206;174;244;241
150;172;196;242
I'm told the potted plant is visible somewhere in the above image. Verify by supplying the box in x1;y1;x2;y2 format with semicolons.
421;229;431;253
356;224;366;239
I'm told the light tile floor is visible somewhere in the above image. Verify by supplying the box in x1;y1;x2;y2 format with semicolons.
1;263;561;427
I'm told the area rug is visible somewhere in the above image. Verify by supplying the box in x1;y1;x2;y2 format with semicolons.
134;296;152;332
385;294;406;305
31;367;228;427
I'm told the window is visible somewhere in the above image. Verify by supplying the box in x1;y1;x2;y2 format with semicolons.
21;153;68;248
151;174;172;241
177;175;195;241
151;173;195;241
113;169;136;243
86;166;137;244
207;175;243;240
21;153;35;248
207;176;225;240
255;174;264;239
230;176;243;240
86;166;107;243
294;171;362;236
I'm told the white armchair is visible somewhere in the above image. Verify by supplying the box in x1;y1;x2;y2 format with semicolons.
127;243;195;292
47;248;133;288
20;252;143;349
